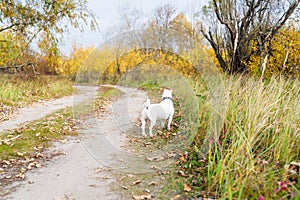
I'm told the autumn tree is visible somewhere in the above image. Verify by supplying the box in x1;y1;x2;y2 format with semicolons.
0;31;38;73
0;31;23;67
200;0;300;74
248;26;300;77
151;4;177;49
107;4;210;82
57;43;94;79
117;5;143;33
0;0;96;71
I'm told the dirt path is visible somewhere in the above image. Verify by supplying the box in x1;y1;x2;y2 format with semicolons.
2;85;148;200
0;85;98;134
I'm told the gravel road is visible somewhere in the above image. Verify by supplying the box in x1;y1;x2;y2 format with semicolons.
1;85;147;200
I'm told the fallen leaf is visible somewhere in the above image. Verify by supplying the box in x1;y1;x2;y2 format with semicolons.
146;156;165;162
183;184;192;192
34;146;41;151
127;174;135;178
179;152;188;162
59;139;67;144
20;158;34;164
51;151;67;156
5;175;12;179
27;162;42;169
16;172;25;179
0;168;4;173
89;184;99;188
132;180;142;185
167;152;177;158
35;152;46;158
3;160;11;165
150;165;157;169
157;170;169;175
120;185;128;190
27;163;33;170
171;194;181;200
132;194;152;200
288;169;297;175
290;161;300;167
142;142;153;147
17;152;25;157
148;181;156;186
178;170;188;177
144;189;151;193
20;167;27;173
95;168;103;173
3;139;11;146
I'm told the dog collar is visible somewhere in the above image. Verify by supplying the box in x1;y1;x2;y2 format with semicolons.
162;97;173;101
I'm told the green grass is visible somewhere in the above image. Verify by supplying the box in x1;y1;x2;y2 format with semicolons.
0;107;77;160
0;74;73;107
0;74;74;159
97;86;123;99
182;75;300;199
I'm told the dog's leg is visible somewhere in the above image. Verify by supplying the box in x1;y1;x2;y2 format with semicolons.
149;120;156;137
160;120;165;128
167;114;173;131
141;118;146;137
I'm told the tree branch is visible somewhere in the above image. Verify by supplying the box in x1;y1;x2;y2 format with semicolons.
212;0;235;40
271;1;300;35
0;23;20;32
200;26;227;71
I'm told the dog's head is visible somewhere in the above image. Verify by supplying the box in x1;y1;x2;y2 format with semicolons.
160;87;173;98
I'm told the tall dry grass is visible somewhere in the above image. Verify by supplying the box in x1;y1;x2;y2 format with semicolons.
0;75;73;106
189;75;300;199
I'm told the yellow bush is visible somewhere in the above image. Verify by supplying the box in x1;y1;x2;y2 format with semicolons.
56;43;94;77
248;27;300;77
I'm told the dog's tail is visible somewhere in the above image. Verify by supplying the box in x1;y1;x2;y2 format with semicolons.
144;98;150;109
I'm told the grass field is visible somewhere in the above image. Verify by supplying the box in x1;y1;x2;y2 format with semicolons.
182;75;300;199
0;75;73;107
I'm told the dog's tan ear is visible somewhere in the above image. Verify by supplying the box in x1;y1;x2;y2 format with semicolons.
160;88;164;93
165;87;172;91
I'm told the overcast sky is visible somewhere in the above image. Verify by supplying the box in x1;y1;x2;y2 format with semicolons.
59;0;206;55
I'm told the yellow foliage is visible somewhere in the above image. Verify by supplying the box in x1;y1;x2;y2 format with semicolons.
57;43;94;77
0;31;23;66
104;48;199;82
248;27;300;77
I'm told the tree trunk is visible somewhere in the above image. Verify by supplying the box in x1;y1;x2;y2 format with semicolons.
261;53;269;77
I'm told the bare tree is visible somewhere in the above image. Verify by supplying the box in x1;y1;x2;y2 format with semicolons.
151;4;177;50
200;0;300;74
117;5;143;33
154;4;177;29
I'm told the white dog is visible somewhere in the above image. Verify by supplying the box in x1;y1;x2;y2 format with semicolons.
141;88;175;137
